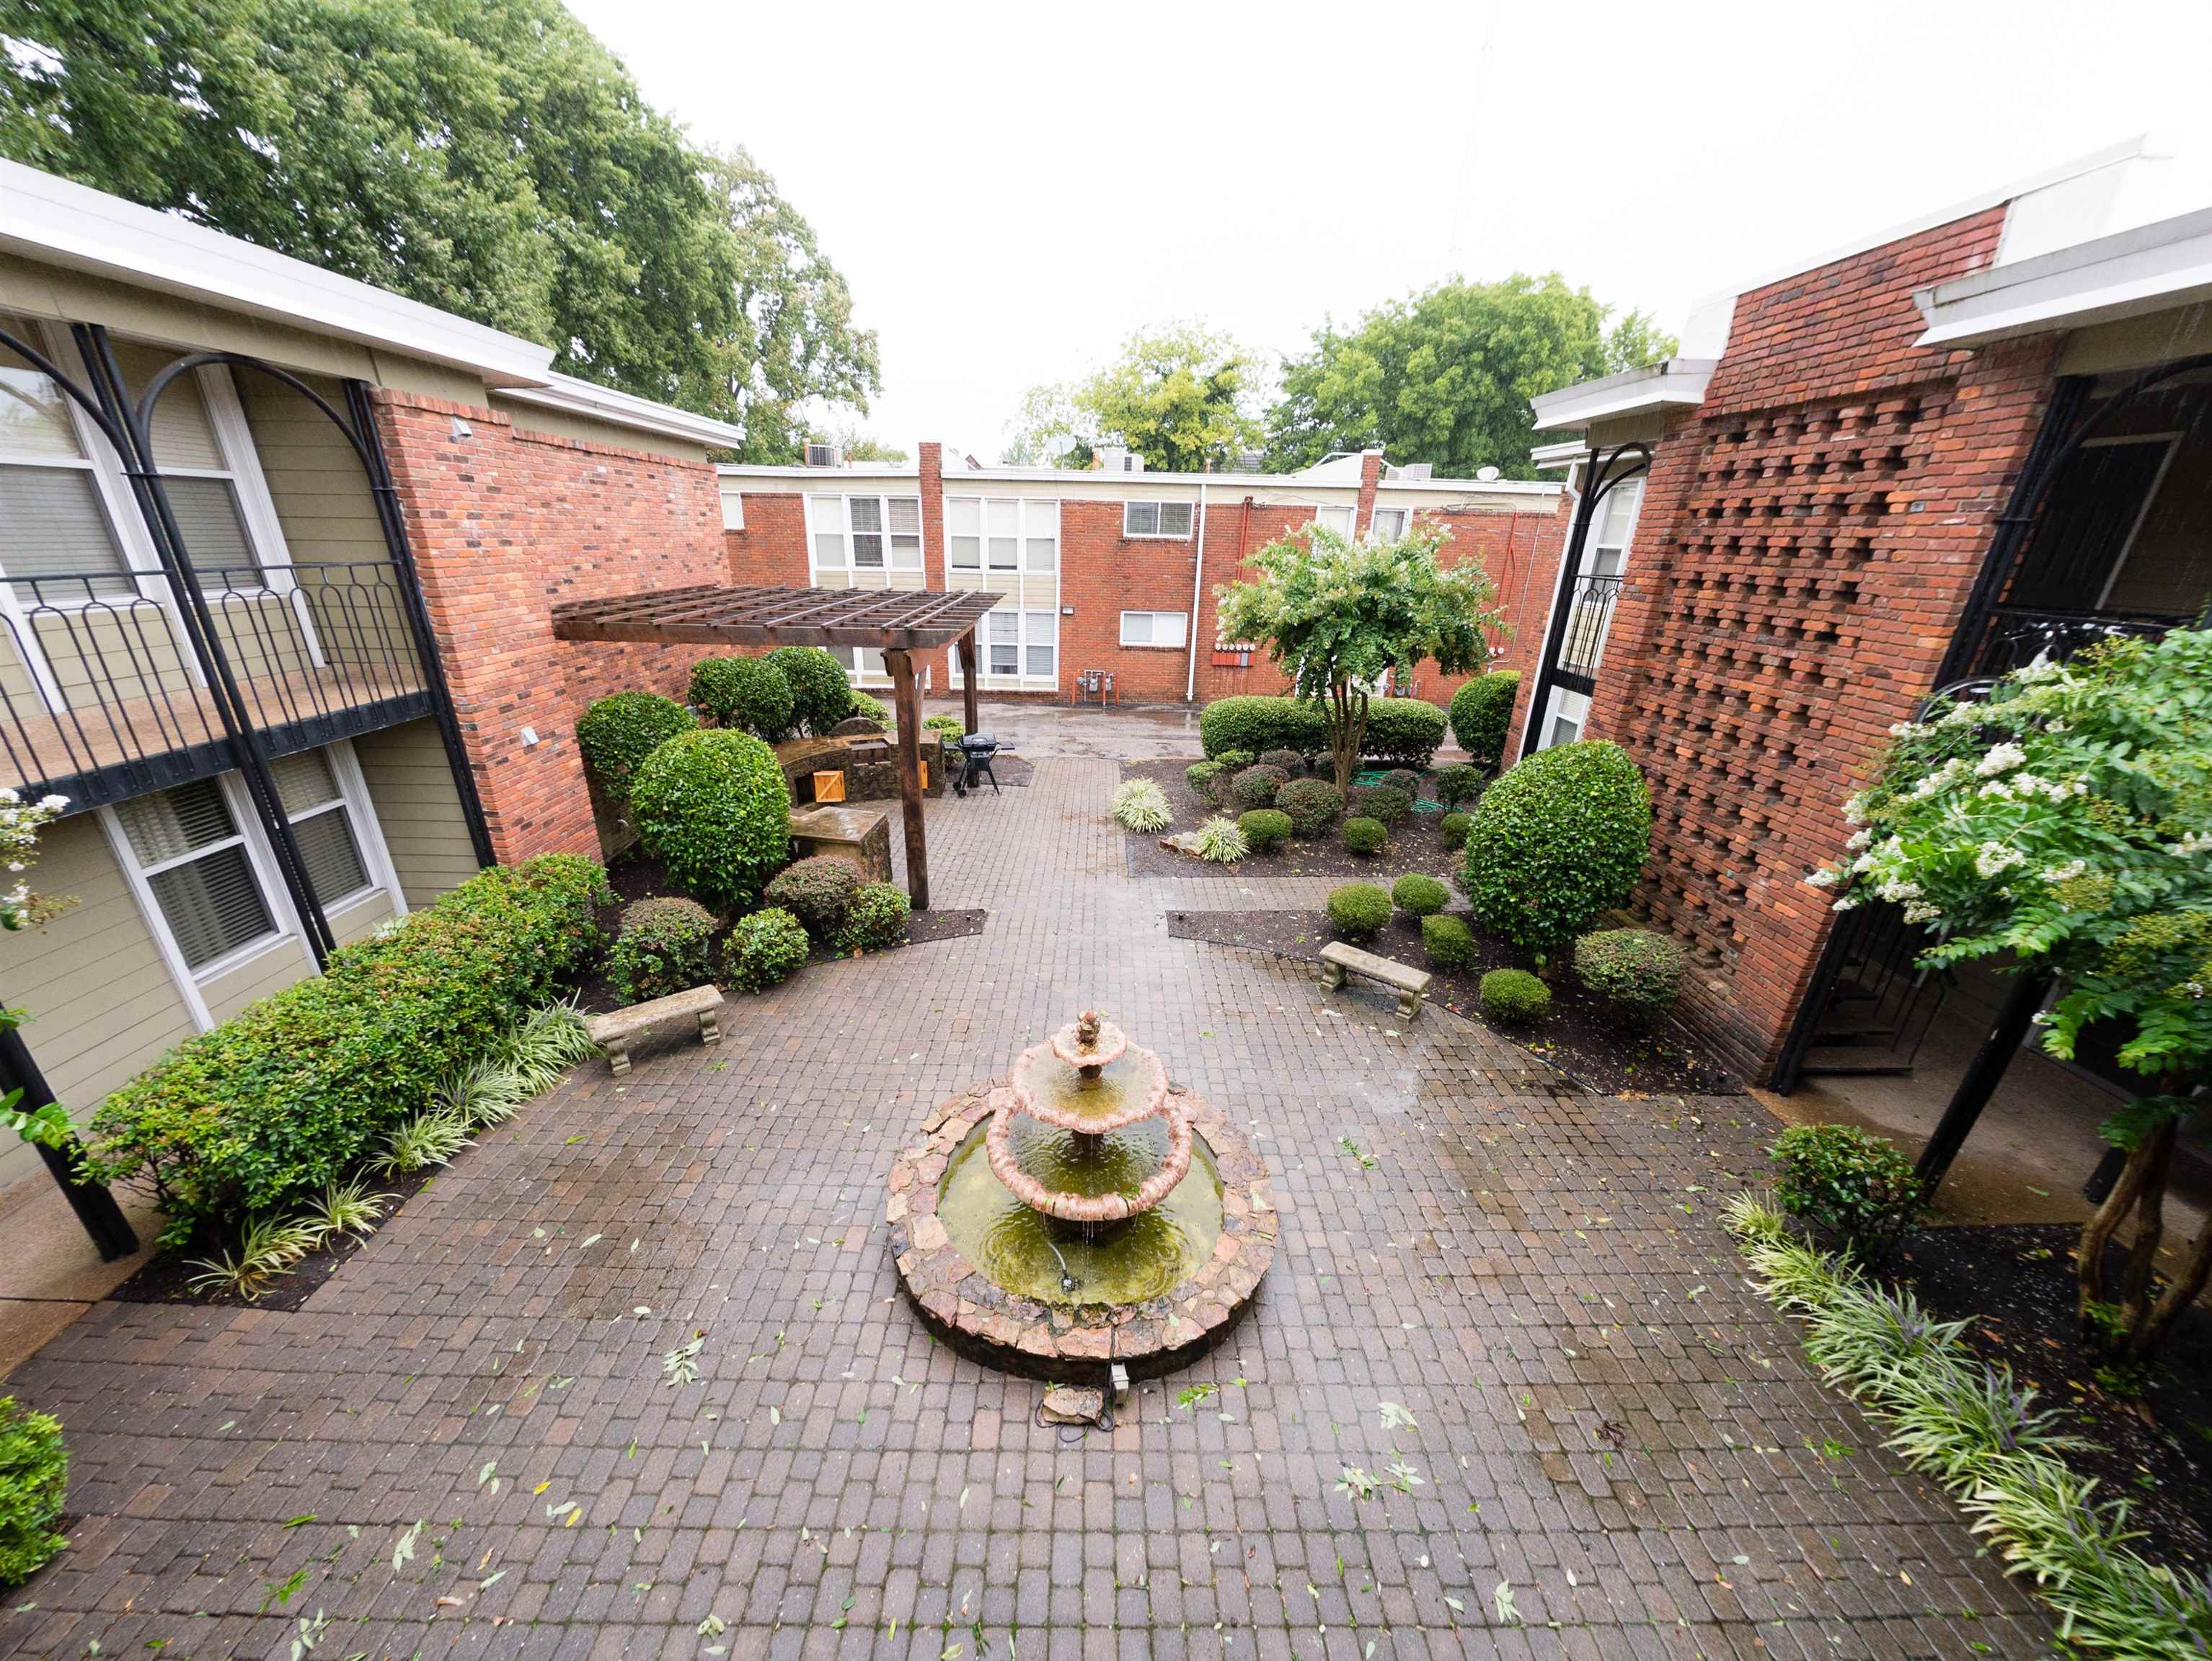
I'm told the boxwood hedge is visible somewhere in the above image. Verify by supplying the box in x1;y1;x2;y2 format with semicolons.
0;1394;66;1587
690;654;795;740
766;645;857;737
86;854;609;1237
630;730;793;913
1358;699;1448;767
1199;696;1328;760
1462;740;1651;960
1449;672;1519;772
575;691;695;804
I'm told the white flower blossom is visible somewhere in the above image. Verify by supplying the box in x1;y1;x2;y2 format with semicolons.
2041;859;2087;884
2169;830;2212;857
1975;841;2026;878
1805;868;1839;889
1874;878;1923;903
1902;900;1942;924
1888;721;1928;739
1846;828;1873;851
1831;895;1862;912
1976;743;2027;778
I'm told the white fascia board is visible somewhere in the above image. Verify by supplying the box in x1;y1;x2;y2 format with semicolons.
1529;440;1585;471
500;374;748;448
717;464;921;486
0;159;554;386
1376;477;1560;497
720;460;1552;497
1529;359;1717;432
1914;204;2212;347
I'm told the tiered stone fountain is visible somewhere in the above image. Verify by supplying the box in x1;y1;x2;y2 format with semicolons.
888;1011;1274;1379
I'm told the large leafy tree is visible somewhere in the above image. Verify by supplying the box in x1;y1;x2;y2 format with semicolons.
1005;324;1262;472
1214;521;1503;797
1262;275;1675;479
1815;630;2212;1356
0;0;878;460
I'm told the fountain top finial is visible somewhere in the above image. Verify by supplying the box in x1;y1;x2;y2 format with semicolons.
1076;1009;1102;1048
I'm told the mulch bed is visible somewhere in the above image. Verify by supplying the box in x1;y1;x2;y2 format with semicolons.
1167;905;1738;1098
1120;758;1469;881
1883;1221;2212;1574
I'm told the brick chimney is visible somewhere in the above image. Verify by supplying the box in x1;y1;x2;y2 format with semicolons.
1355;448;1384;539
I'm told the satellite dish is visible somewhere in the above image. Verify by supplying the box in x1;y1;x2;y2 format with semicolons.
1475;465;1501;482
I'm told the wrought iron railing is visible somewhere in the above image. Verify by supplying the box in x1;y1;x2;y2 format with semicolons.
0;561;430;810
1556;574;1622;682
1963;604;2190;678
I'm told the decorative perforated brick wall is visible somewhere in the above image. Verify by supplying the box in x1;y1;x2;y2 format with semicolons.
1577;207;2062;1079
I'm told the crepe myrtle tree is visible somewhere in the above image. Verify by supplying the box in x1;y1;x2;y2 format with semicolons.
1811;629;2212;1356
1213;521;1503;798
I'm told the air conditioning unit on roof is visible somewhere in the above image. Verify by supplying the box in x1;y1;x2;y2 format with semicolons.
804;443;843;468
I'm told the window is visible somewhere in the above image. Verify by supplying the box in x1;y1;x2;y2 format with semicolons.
1539;688;1590;753
809;494;922;574
981;608;1056;682
986;611;1018;676
112;778;278;972
1025;610;1056;679
1123;500;1193;539
946;497;1055;575
947;497;980;569
269;749;372;908
125;352;267;586
1312;504;1355;539
1367;507;1408;542
986;499;1019;570
0;331;131;601
718;482;745;531
1120;610;1187;648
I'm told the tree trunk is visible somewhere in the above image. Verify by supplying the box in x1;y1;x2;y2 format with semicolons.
2115;1120;2177;1338
1329;681;1371;800
2131;1214;2212;1357
2076;1130;2162;1337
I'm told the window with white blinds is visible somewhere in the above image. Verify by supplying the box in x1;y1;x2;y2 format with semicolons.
1367;507;1409;542
0;339;131;598
114;779;278;971
809;493;922;572
269;749;371;908
947;497;1055;572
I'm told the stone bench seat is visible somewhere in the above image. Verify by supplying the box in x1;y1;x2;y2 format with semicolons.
1315;941;1432;1020
585;984;724;1075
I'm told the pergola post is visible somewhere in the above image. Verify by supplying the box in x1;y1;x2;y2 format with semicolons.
885;647;930;911
958;629;980;735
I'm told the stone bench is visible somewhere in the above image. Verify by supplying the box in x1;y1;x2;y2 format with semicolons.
585;984;724;1075
788;803;893;885
1315;941;1432;1020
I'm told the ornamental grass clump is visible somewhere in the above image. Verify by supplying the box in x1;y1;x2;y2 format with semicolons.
1462;740;1651;965
1573;927;1684;1024
1769;1123;1923;1257
689;653;795;740
724;908;809;992
1195;815;1248;864
764;855;863;940
1112;777;1172;832
629;730;792;913
1342;816;1386;855
1391;873;1448;917
575;691;696;803
1231;763;1288;810
0;1394;68;1587
1812;629;2212;1356
1238;808;1291;851
836;882;910;952
1276;778;1342;838
606;897;717;1004
1479;967;1550;1024
1327;882;1391;941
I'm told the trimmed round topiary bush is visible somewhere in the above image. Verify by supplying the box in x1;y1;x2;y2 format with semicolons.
1449;672;1520;771
765;645;857;737
1433;763;1481;810
1239;808;1291;851
1185;760;1226;800
0;1394;67;1587
924;714;965;743
1463;740;1652;962
1199;695;1328;760
1420;913;1476;970
1392;872;1448;917
1348;784;1410;826
1360;699;1448;767
1214;748;1254;772
1438;811;1472;851
1575;928;1685;1024
1379;768;1420;798
1343;815;1386;856
723;907;809;993
1770;1123;1923;1254
1230;763;1288;810
606;896;717;1004
690;654;795;740
630;729;792;913
836;882;911;952
1326;882;1392;941
764;855;864;940
576;691;696;804
1276;777;1342;838
1258;748;1305;775
846;691;892;730
1479;967;1552;1024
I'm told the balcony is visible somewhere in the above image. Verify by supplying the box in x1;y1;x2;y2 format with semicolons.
1960;603;2193;678
1554;573;1623;687
0;562;431;812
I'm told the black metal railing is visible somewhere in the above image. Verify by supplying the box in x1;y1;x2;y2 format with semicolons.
0;561;430;811
1556;574;1622;683
1962;603;2190;678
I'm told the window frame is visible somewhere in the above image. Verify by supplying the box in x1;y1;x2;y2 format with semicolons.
806;491;924;577
1311;504;1355;540
1118;610;1188;649
944;496;1057;578
1366;505;1410;544
1122;500;1194;540
717;480;746;531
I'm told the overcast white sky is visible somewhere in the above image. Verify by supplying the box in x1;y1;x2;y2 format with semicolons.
567;0;2212;461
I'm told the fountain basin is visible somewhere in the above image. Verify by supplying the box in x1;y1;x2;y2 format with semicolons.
1008;1040;1167;1135
984;1094;1193;1222
888;1078;1275;1381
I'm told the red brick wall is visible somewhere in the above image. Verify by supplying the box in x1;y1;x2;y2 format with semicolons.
373;390;727;863
1497;488;1578;759
1572;205;2062;1080
724;492;808;588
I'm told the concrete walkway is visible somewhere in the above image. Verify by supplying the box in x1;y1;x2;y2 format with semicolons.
1;740;2050;1658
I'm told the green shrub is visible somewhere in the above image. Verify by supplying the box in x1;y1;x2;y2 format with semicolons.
766;645;857;737
723;907;810;992
764;856;863;939
630;730;792;913
606;896;717;1004
1462;741;1652;961
1449;672;1520;771
575;692;696;804
1392;873;1448;917
1112;777;1172;832
1771;1124;1924;1253
1257;748;1305;774
0;1395;66;1587
1479;968;1552;1024
1420;913;1476;970
1575;928;1685;1023
1379;767;1420;797
846;691;892;730
1433;763;1481;810
1348;784;1410;826
1438;811;1471;851
1195;815;1248;864
1343;816;1386;855
1360;699;1448;767
1214;748;1254;772
87;856;608;1234
1230;763;1288;809
1276;777;1342;838
689;655;795;740
1239;808;1291;851
836;882;911;952
1185;760;1226;800
1326;882;1392;941
924;714;965;743
1199;695;1328;760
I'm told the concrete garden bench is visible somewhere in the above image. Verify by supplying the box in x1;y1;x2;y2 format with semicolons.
585;984;724;1075
1315;942;1431;1021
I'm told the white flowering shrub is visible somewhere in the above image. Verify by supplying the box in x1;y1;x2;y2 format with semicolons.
1813;629;2212;1353
0;789;71;934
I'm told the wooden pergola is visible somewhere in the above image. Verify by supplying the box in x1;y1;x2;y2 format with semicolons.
550;583;1000;910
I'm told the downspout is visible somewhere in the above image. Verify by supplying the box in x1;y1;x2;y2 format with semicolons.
1184;470;1210;703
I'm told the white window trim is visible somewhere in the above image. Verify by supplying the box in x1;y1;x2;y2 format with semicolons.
805;491;925;579
718;482;745;531
1365;505;1410;544
1119;610;1188;649
1311;504;1355;539
1122;500;1194;540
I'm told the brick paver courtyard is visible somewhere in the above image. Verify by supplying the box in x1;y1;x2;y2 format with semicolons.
1;731;2052;1659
